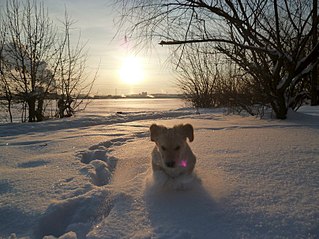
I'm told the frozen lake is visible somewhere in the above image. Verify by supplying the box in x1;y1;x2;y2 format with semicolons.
78;98;187;116
0;98;187;123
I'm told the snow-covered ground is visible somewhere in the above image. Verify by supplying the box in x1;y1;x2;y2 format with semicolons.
0;103;318;239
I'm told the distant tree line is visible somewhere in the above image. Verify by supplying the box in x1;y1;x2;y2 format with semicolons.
0;0;95;123
116;0;319;119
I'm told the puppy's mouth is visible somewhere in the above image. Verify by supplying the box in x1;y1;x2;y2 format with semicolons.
165;161;176;168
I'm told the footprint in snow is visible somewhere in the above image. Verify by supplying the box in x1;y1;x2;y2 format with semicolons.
77;136;133;187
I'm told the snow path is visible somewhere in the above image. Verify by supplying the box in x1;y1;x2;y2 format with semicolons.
1;108;319;238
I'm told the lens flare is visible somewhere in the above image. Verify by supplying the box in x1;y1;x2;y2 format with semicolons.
180;160;187;168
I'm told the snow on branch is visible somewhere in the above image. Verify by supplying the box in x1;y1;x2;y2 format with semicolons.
159;38;281;57
295;42;319;75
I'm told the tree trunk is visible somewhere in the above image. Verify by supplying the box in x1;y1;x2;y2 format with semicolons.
8;99;13;123
28;98;36;122
271;92;288;119
5;90;13;123
311;0;318;105
36;98;44;122
311;66;318;106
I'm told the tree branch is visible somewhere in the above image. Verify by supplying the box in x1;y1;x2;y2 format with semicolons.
159;38;280;56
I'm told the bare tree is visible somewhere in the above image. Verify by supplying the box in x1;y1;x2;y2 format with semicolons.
56;13;96;119
175;43;268;116
0;0;95;122
0;19;14;123
116;0;319;119
1;0;61;122
175;45;220;108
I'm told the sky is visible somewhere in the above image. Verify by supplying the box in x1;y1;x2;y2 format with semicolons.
0;0;178;96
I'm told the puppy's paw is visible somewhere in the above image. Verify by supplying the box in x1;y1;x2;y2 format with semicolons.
153;170;170;187
170;173;201;191
145;170;170;194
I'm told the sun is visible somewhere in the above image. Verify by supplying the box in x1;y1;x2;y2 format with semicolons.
119;56;144;85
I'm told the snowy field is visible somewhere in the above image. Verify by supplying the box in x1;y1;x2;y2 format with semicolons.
0;99;319;239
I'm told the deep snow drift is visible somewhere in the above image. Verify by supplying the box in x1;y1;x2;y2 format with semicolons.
0;106;318;239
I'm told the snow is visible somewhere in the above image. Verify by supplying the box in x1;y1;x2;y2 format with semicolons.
0;103;319;239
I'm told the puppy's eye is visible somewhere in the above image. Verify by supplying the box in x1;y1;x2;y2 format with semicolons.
175;146;180;151
161;146;166;151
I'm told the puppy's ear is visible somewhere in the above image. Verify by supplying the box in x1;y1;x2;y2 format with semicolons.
182;124;194;142
150;124;164;142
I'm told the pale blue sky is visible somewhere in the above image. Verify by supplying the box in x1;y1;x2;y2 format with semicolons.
0;0;177;95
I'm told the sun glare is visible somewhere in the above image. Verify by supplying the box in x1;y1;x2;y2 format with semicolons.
119;56;144;85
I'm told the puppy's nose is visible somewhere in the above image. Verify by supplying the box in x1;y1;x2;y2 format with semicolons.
165;161;175;168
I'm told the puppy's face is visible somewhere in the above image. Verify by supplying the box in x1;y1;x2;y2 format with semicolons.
150;124;194;168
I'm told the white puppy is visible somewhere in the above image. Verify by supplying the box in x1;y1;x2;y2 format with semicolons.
150;123;196;179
